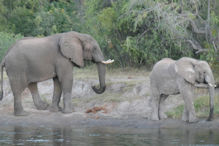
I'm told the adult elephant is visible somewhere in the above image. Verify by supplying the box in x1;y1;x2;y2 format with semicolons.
149;57;215;123
0;31;114;116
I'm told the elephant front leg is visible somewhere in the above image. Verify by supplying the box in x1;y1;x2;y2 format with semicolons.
182;98;198;123
49;77;62;112
28;83;49;110
63;92;73;113
60;75;73;114
179;82;198;123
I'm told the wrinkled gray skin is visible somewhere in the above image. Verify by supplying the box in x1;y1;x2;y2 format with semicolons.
149;57;215;123
0;31;107;116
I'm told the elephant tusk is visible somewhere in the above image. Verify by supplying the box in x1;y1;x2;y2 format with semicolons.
101;59;114;64
208;83;216;87
195;83;208;88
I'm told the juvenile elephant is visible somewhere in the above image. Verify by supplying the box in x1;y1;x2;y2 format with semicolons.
149;57;215;123
0;31;114;116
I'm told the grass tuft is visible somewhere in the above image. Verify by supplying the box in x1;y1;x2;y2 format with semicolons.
166;94;219;119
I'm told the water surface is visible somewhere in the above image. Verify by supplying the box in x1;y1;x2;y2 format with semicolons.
0;125;218;146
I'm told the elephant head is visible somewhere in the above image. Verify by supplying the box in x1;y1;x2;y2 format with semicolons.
175;57;215;121
59;31;114;94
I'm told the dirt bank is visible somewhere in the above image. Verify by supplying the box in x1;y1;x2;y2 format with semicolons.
0;68;218;129
0;111;219;130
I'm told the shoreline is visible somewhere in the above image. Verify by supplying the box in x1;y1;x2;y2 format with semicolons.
0;111;219;130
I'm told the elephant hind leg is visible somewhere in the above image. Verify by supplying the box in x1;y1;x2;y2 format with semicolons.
28;82;49;110
9;79;28;116
149;86;160;120
182;107;189;122
159;94;168;120
49;77;62;112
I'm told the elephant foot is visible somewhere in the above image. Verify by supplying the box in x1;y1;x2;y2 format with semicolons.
35;102;49;110
62;108;73;114
149;113;159;121
182;115;199;123
62;101;73;113
49;105;62;112
188;117;199;123
14;110;29;116
182;114;187;122
159;112;167;120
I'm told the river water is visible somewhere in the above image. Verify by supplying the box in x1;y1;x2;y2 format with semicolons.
0;125;218;146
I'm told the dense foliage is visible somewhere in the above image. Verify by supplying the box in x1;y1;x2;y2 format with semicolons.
0;0;218;67
0;32;23;61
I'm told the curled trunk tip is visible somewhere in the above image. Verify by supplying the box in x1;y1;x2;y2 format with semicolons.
0;91;3;101
92;86;106;94
207;107;214;121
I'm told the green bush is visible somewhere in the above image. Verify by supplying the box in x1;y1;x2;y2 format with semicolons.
0;32;23;61
0;0;81;36
0;0;218;67
32;0;81;36
83;0;195;67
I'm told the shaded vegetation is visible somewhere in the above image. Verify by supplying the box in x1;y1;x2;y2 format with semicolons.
0;32;23;61
0;0;218;67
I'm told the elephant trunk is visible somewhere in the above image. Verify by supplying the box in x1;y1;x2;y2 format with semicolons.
205;68;215;121
0;62;4;101
207;85;215;121
92;63;106;94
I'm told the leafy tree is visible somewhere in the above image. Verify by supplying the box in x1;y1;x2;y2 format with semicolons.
0;0;218;67
0;32;23;61
0;0;81;36
83;0;219;67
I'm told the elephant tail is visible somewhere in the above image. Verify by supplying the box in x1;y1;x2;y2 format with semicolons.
0;60;5;101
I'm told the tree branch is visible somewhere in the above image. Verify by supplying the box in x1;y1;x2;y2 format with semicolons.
189;19;206;34
212;41;217;52
186;39;208;54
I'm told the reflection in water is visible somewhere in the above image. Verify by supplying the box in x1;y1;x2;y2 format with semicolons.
13;126;24;145
0;125;218;145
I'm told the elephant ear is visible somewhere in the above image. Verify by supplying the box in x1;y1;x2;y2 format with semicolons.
59;34;84;67
174;58;196;84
